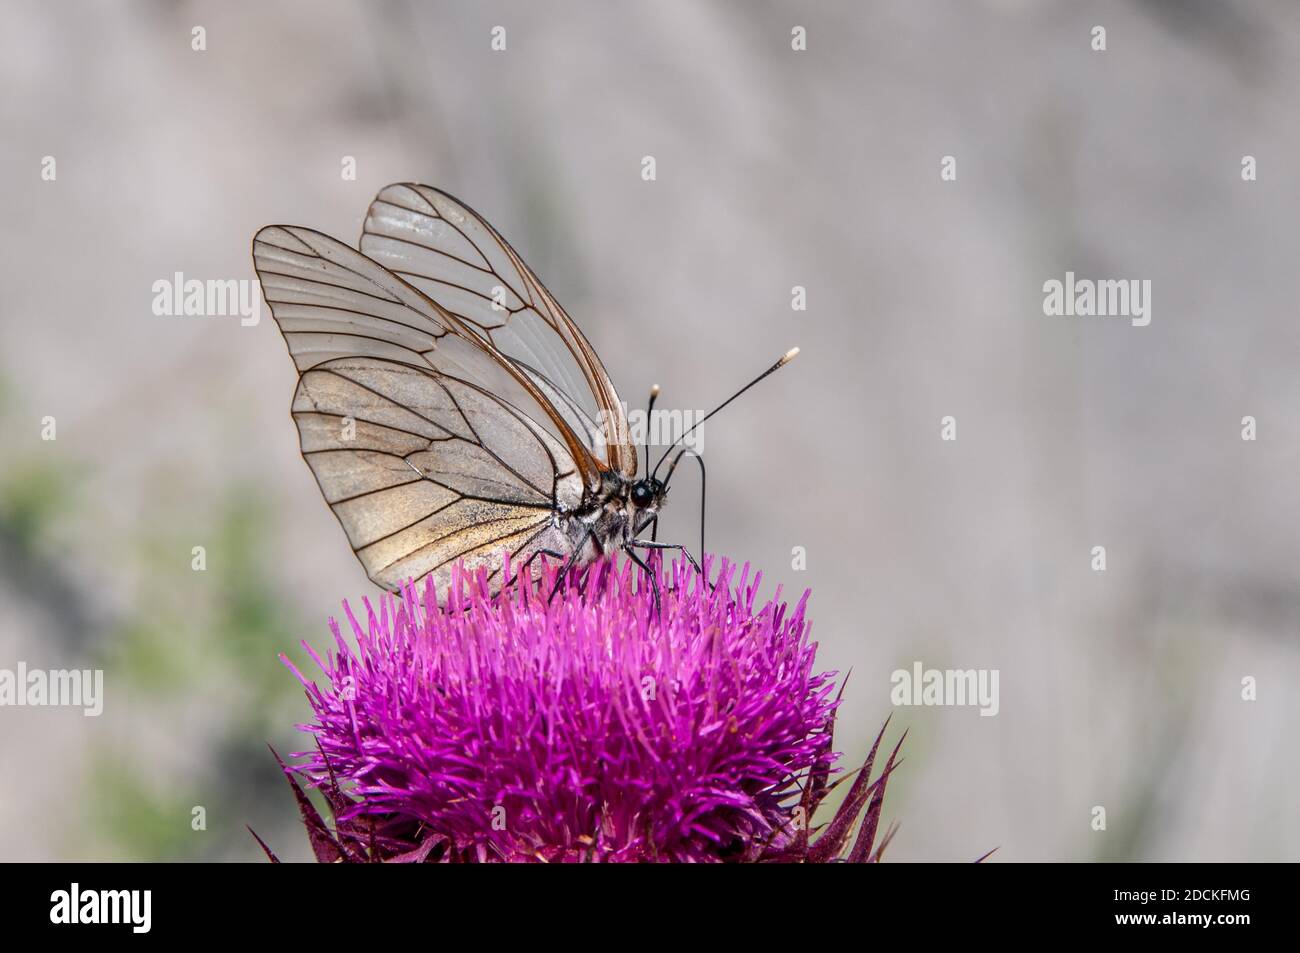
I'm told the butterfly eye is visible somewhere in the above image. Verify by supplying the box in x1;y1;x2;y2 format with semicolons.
631;482;653;507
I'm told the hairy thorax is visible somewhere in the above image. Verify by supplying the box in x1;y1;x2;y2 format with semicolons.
559;472;656;561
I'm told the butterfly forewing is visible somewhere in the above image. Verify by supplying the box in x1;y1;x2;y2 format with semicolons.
360;183;636;478
253;205;606;594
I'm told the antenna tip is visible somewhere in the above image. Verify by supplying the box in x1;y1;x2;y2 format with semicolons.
779;346;800;366
650;384;661;397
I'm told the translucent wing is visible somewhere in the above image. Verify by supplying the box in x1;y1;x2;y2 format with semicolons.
253;224;601;485
252;225;588;593
292;356;578;593
360;183;637;478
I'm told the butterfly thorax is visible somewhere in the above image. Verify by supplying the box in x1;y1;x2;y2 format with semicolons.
563;471;665;559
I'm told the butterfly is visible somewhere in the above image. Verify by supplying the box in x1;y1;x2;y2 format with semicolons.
252;183;796;602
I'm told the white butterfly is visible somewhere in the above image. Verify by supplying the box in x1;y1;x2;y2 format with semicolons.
252;184;795;598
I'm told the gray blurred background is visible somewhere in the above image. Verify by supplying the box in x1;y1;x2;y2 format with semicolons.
2;0;1298;861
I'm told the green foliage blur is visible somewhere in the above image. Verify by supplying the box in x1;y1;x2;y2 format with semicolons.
0;379;314;861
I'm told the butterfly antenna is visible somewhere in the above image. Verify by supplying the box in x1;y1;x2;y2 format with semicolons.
652;347;799;479
644;384;660;476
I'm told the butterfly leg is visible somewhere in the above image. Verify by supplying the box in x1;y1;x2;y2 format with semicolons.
627;537;717;598
547;526;597;604
659;447;707;567
511;547;568;593
627;539;702;576
621;543;662;617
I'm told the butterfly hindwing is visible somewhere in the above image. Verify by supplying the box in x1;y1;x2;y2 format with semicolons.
291;356;580;592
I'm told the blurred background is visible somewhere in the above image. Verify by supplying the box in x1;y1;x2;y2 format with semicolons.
2;0;1299;861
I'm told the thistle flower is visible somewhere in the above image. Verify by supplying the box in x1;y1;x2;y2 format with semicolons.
265;557;903;863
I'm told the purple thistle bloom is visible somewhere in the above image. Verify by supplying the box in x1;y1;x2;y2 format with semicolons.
271;557;903;863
